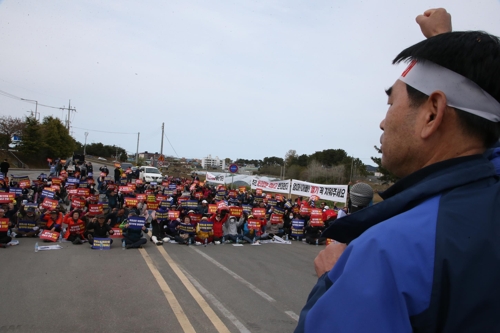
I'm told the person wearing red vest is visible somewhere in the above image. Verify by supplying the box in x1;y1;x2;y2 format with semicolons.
209;208;229;244
64;210;86;244
41;210;63;233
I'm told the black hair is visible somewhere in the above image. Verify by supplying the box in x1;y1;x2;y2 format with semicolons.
393;31;500;148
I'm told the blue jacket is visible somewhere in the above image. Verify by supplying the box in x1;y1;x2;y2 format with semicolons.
296;148;500;333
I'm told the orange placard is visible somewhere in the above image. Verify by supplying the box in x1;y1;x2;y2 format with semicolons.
146;202;159;210
247;219;261;230
124;198;138;207
88;204;104;216
110;228;123;238
168;211;180;220
310;217;324;227
0;218;9;232
300;206;310;215
310;208;323;218
42;197;58;210
39;230;60;242
270;214;283;224
77;188;90;197
208;204;217;214
136;194;146;201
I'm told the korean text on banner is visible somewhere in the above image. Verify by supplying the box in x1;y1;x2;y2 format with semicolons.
205;172;225;184
290;179;348;203
0;193;14;203
251;178;290;194
0;218;9;232
39;230;60;242
128;216;145;229
92;238;112;250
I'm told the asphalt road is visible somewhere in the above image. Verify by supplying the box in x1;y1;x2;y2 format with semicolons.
0;166;323;333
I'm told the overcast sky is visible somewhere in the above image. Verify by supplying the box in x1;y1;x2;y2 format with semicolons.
1;0;499;165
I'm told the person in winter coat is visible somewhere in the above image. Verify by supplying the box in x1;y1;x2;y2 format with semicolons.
63;210;86;245
41;210;63;233
223;215;244;243
208;208;229;244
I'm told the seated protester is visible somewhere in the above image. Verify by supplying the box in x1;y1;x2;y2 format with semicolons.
195;217;214;244
86;214;114;245
174;216;197;245
106;207;128;227
164;217;181;240
260;215;284;240
304;220;326;245
283;209;294;238
40;209;63;233
122;216;148;249
223;215;244;243
149;210;170;245
63;210;86;245
0;208;13;248
106;190;119;210
199;200;209;216
12;205;41;238
241;214;261;244
209;208;229;244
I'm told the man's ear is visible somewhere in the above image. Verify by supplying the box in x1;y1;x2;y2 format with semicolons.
420;90;449;139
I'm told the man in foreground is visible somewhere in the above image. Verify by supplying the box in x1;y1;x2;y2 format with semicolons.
296;9;500;332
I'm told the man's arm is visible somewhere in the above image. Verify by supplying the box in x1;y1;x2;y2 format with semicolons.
416;8;452;38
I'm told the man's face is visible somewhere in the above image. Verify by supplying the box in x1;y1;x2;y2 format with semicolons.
379;80;421;178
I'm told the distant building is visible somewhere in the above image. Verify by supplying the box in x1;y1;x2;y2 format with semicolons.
201;155;225;170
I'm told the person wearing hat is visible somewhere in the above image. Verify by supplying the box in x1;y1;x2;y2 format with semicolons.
63;210;87;244
195;216;213;244
86;214;114;246
149;208;170;245
199;200;209;215
40;209;63;233
223;215;244;243
121;211;148;249
12;204;41;238
208;207;229;244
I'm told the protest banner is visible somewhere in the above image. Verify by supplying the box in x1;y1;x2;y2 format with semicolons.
252;208;266;218
88;204;104;216
205;172;225;184
136;194;146;201
217;201;228;210
168;211;180;220
310;208;323;218
124;197;138;207
267;199;277;207
92;238;112;250
242;204;252;215
51;178;62;185
291;219;305;237
71;198;86;209
77;188;90;197
270;214;283;224
159;201;171;209
19;179;31;188
42;197;58;210
208;204;217;214
18;220;36;231
188;213;202;224
156;211;169;221
0;193;14;203
309;217;324;227
119;186;133;193
146;202;159;210
156;195;167;202
300;206;311;216
228;190;237;198
67;188;79;196
9;188;22;197
290;180;348;203
0;218;9;232
247;219;261;230
69;221;85;233
229;206;243;218
66;177;79;185
251;178;291;194
194;192;203;200
41;188;55;199
273;207;285;215
51;185;60;191
128;216;145;229
39;230;60;242
182;200;198;209
110;228;123;238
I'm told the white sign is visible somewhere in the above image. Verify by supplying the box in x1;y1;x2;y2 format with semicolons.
206;172;225;184
290;180;348;203
251;177;290;194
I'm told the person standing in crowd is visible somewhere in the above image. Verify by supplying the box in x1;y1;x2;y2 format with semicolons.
296;9;500;333
113;165;121;183
0;159;9;177
99;165;109;176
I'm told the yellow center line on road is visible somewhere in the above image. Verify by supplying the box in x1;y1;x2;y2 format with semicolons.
156;246;231;333
138;248;196;333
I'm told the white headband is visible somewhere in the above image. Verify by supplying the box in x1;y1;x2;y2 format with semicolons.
399;60;500;122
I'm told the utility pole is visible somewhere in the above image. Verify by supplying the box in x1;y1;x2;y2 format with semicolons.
115;146;118;161
135;132;140;165
67;100;71;130
160;122;164;156
84;132;88;156
61;99;76;132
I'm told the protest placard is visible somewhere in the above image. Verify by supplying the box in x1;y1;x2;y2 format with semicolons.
291;219;305;236
92;238;111;250
229;206;243;217
0;193;14;203
18;220;36;231
270;214;283;224
168;211;180;220
208;204;217;214
146;202;159;210
71;198;86;209
42;197;58;210
110;228;123;238
247;219;261;230
39;230;60;242
128;216;145;229
252;208;266;218
124;197;138;207
88;204;104;216
0;218;9;232
290;180;348;203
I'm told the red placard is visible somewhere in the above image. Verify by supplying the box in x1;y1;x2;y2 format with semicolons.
255;189;263;196
146;202;159;210
88;204;104;216
52;178;62;185
252;208;266;218
229;207;243;217
119;186;132;193
19;179;31;189
275;194;284;202
88;194;99;203
194;192;203;200
42;197;58;210
71;198;86;209
208;204;217;214
69;222;85;233
156;195;167;202
217;201;228;210
124;198;138;207
136;194;146;201
217;185;226;191
228;190;237;198
188;213;202;224
0;193;15;203
77;188;90;197
128;184;136;191
68;188;78;196
0;218;9;232
247;219;261;230
135;179;143;185
110;228;123;238
310;217;324;227
51;185;60;191
300;206;311;216
270;214;283;224
310;208;323;218
39;230;60;242
168;211;180;220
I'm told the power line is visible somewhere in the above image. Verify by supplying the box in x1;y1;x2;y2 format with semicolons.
72;126;137;135
163;132;179;157
0;89;75;111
